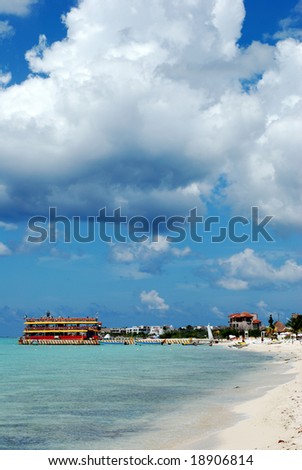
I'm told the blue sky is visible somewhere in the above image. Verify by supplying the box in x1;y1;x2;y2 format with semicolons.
0;0;302;336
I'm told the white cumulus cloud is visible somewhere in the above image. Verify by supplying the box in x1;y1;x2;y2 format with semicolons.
0;20;14;39
140;289;169;310
217;248;302;289
0;0;37;16
0;221;17;230
0;241;12;256
0;71;11;87
111;236;191;275
0;0;300;232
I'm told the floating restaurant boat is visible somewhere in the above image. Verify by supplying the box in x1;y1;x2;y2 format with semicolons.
18;313;102;345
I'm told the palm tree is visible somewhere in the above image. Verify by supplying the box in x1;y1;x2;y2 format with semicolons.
266;314;275;338
286;316;302;335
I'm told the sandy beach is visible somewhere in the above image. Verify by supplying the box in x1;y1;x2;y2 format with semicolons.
184;340;302;450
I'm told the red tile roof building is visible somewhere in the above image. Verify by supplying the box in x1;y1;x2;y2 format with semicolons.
228;312;261;330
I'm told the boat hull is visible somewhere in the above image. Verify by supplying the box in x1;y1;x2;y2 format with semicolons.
18;338;100;345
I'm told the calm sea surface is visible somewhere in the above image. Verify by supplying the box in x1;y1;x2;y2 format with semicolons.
0;338;287;449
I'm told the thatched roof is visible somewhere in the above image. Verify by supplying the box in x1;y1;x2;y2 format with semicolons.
274;321;287;333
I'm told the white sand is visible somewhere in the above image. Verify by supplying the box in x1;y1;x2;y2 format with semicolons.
184;341;302;450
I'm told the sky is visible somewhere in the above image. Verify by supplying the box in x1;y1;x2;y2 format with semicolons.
0;0;301;336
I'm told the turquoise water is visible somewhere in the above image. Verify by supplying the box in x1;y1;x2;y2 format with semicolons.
0;338;285;450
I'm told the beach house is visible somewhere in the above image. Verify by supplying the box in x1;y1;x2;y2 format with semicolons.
228;312;261;331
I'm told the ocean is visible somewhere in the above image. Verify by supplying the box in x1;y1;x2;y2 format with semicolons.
0;338;288;450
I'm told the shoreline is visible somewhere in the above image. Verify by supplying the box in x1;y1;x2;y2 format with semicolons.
1;337;302;450
124;341;293;451
181;341;302;450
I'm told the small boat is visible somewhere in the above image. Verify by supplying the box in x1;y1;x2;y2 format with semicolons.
182;324;216;346
207;324;214;346
228;341;249;349
182;340;202;346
